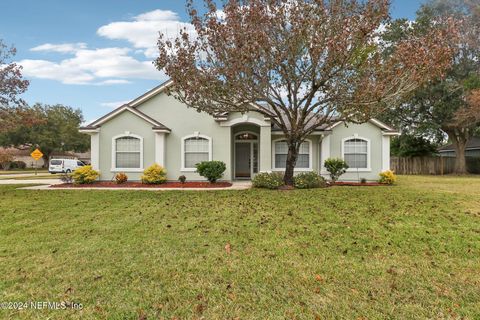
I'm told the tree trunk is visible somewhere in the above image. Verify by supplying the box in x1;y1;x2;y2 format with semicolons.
451;138;468;174
42;153;50;169
284;143;299;186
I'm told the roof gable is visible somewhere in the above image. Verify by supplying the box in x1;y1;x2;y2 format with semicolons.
80;105;170;132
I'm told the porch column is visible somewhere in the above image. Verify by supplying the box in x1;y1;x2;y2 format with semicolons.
381;135;390;171
154;132;166;167
260;125;272;172
320;134;331;174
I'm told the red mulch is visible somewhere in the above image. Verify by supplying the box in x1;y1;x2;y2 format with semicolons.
50;181;233;188
332;182;388;186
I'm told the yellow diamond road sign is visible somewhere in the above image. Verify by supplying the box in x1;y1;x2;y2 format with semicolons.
30;149;43;161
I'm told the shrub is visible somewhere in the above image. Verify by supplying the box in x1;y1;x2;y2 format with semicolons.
115;172;128;184
141;164;167;184
0;150;14;170
293;172;326;189
324;158;349;182
378;170;397;185
59;173;73;184
178;175;186;184
72;165;99;184
10;161;27;169
360;178;367;184
252;172;284;189
195;161;226;183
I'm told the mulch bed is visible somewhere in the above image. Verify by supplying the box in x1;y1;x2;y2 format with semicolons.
332;182;388;186
50;181;233;188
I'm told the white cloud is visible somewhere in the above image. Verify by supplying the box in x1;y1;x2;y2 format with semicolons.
20;9;189;85
30;42;88;53
100;100;130;108
19;47;165;85
97;9;195;58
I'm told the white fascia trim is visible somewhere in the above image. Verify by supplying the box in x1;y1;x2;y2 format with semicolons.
369;118;395;131
111;133;144;172
326;119;398;132
271;138;313;171
382;131;401;136
325;121;344;130
181;133;213;171
128;80;174;107
79;128;100;134
341;135;371;172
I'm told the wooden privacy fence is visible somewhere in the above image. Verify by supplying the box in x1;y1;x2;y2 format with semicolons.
390;156;480;175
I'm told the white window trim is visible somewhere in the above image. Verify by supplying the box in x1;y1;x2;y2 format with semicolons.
341;135;371;172
111;133;144;172
271;139;313;172
181;133;213;172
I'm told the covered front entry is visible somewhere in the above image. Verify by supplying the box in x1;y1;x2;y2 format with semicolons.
234;131;259;179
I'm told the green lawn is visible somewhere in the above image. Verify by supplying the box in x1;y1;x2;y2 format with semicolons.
0;176;479;319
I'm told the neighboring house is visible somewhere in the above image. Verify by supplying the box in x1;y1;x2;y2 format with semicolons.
79;80;399;182
438;137;480;158
0;147;91;168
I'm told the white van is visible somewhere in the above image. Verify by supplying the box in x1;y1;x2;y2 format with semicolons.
49;159;85;174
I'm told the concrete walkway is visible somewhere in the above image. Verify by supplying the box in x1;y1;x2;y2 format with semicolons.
18;181;252;191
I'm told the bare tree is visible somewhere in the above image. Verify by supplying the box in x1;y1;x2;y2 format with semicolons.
155;0;456;185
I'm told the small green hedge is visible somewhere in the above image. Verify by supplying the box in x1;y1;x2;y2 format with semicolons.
293;172;326;189
252;172;284;189
195;161;226;183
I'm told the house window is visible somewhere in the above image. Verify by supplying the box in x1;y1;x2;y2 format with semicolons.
274;140;310;169
183;135;211;170
115;136;141;169
343;138;368;169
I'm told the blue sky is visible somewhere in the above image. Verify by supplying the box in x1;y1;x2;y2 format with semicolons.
1;0;425;124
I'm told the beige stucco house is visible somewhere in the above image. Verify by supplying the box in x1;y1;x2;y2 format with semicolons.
80;80;399;182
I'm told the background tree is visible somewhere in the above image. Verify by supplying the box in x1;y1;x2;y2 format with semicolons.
381;0;479;173
391;134;439;157
0;104;90;164
0;39;35;133
155;0;455;185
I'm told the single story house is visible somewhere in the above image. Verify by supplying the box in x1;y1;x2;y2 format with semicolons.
438;137;480;158
79;80;399;182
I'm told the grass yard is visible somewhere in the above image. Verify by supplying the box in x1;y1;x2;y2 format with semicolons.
0;176;479;319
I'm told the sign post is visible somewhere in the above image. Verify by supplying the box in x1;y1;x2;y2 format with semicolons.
30;149;44;176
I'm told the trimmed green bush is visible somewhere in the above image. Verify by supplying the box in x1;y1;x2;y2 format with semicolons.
324;158;349;182
293;171;326;189
252;172;284;189
195;161;226;183
141;164;167;184
72;165;99;184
